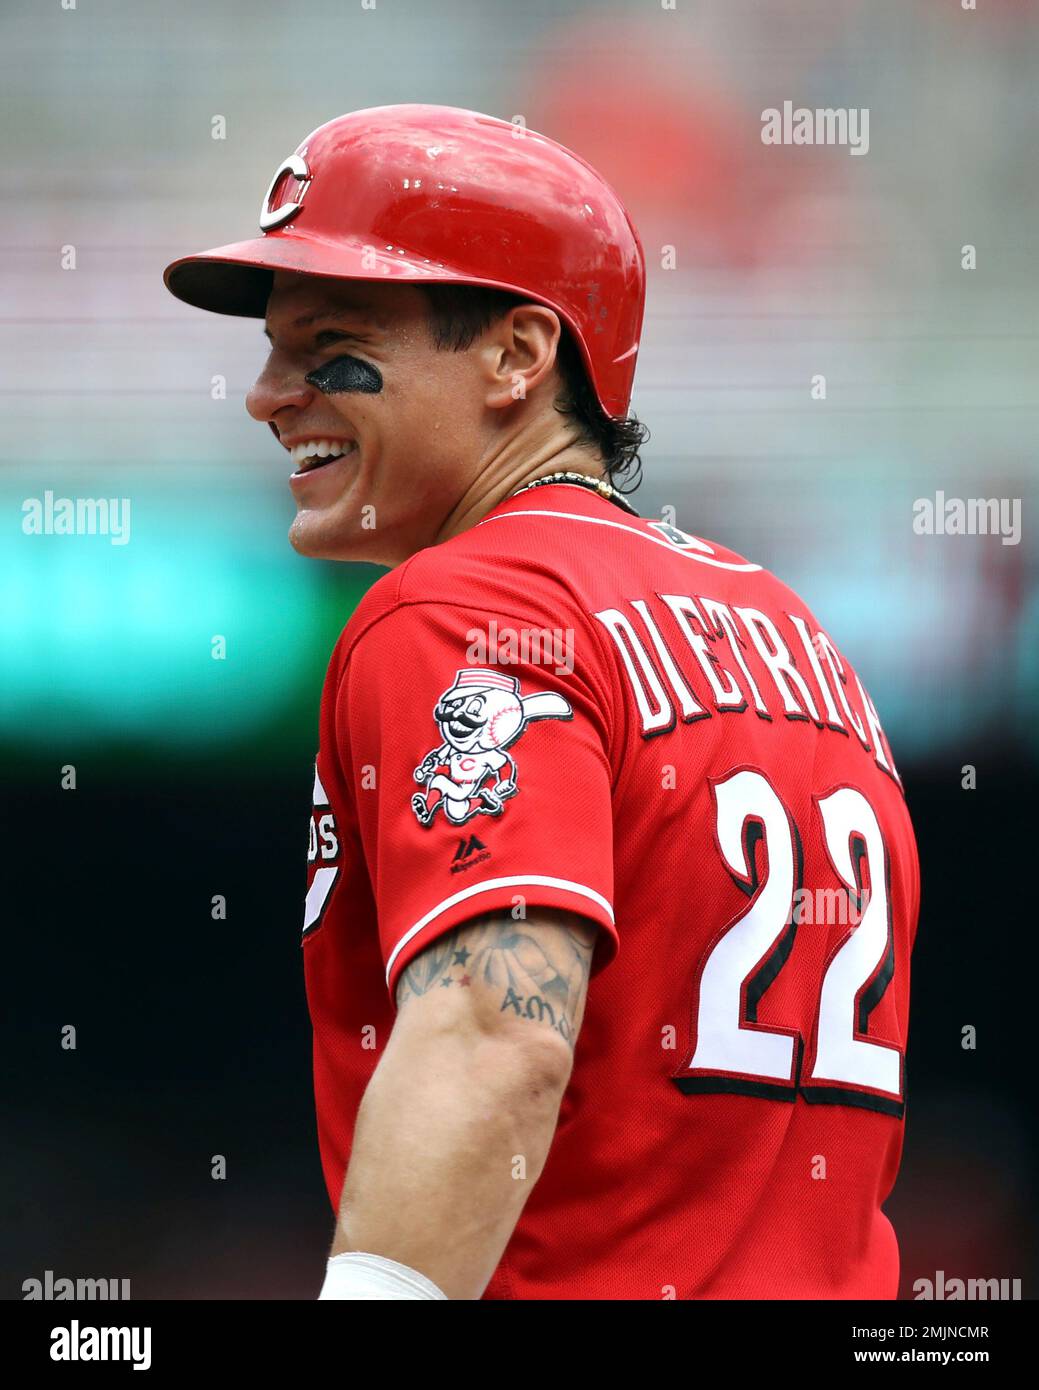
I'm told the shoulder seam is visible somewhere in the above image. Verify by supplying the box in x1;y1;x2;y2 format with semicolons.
334;593;601;706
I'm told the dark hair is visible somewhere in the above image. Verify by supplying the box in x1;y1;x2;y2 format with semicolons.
418;283;647;494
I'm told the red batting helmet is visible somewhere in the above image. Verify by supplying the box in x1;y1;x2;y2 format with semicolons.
162;104;645;419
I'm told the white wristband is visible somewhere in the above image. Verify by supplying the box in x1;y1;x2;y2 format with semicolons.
318;1251;449;1301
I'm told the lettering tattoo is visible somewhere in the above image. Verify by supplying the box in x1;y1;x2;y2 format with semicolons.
395;909;597;1051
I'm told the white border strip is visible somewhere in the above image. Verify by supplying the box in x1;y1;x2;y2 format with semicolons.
385;875;614;985
478;507;763;572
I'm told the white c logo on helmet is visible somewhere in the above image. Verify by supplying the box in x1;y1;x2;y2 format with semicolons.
260;153;312;232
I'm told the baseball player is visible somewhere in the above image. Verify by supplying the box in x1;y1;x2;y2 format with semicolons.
164;105;920;1300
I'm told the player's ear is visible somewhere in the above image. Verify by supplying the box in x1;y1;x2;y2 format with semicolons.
480;304;562;412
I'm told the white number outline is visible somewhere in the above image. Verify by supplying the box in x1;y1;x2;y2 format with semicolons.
675;768;905;1116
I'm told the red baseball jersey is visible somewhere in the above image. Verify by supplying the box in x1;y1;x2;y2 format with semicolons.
302;481;920;1299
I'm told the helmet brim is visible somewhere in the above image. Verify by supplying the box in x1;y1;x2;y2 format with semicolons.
164;228;530;319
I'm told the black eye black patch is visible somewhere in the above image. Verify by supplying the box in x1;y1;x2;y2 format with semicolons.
305;354;383;395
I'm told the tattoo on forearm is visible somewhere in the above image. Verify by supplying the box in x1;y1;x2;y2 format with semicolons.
395;912;596;1050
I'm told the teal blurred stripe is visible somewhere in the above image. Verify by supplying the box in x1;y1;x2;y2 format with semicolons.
2;477;374;763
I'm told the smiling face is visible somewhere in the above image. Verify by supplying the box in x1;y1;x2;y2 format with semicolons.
246;272;499;564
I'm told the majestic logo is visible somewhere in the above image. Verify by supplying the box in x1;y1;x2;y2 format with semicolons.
451;834;490;873
411;669;572;827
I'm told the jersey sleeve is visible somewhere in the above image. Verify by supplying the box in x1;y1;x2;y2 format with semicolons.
334;599;619;1003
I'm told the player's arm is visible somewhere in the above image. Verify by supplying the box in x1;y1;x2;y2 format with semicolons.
325;905;598;1300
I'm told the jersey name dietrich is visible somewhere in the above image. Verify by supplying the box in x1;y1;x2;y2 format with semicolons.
594;591;900;784
412;668;572;828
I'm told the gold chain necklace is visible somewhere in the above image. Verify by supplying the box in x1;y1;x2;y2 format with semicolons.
509;470;640;517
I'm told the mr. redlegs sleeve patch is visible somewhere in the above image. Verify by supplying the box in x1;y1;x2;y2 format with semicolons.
410;668;573;828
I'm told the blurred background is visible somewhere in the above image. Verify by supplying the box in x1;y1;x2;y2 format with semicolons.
3;0;1036;1298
